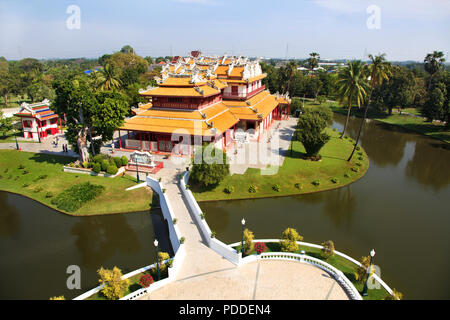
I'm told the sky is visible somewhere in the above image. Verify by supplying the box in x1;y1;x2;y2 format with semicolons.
0;0;449;61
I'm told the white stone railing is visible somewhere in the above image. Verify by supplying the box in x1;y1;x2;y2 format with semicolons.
74;177;186;300
229;239;394;297
180;171;241;265
258;252;361;300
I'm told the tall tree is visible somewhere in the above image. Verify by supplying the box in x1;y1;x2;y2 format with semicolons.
336;60;369;138
347;54;392;161
99;64;121;91
52;78;128;162
307;52;320;71
120;45;135;54
280;61;297;94
424;51;446;91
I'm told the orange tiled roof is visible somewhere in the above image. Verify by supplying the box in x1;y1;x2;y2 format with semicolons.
140;85;220;97
120;102;238;136
224;91;279;120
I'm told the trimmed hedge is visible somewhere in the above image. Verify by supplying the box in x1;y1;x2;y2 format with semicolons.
106;165;118;175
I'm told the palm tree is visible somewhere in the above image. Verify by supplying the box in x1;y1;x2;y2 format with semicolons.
99;64;121;91
347;54;391;161
281;61;297;94
424;51;445;91
336;60;369;139
307;52;320;71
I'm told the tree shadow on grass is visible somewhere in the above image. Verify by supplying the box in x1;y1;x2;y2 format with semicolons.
188;181;220;194
29;152;73;165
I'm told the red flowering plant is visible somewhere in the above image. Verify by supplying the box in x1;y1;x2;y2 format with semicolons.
139;273;154;288
254;242;267;254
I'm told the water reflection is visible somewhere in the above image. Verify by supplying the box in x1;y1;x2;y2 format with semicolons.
322;186;356;226
405;139;450;191
0;193;20;237
0;192;170;299
71;215;141;270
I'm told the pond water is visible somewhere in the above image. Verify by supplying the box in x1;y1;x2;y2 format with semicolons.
0;192;172;300
200;113;450;299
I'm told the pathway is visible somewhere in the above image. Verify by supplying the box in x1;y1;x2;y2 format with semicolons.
0;134;78;158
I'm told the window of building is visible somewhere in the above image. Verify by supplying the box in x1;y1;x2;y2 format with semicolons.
168;97;183;103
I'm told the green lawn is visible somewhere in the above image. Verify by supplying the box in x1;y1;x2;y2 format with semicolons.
234;242;390;300
0;150;152;216
329;105;450;144
0;95;32;109
192;128;369;201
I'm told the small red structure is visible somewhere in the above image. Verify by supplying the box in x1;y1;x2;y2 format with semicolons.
14;99;63;141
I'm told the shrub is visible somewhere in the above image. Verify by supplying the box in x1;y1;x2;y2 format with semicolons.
321;240;335;259
22;170;29;175
354;256;371;283
200;213;205;220
254;242;267;254
248;185;257;193
272;184;281;192
139;274;154;288
101;160;109;172
358;156;364;161
189;145;230;188
351;167;359;173
384;289;403;300
51;182;105;212
97;266;130;300
180;237;185;244
280;228;303;252
243;228;254;253
312;180;320;186
224;185;234;194
172;218;177;225
82;161;88;169
121;156;128;166
35;174;48;181
293;112;331;157
344;173;350;178
294;183;302;189
18;164;25;170
22;183;29;188
92;163;101;174
45;192;54;198
356;162;362;167
158;252;171;272
162;188;166;193
211;231;216;238
106;165;118;175
113;157;122;168
34;186;43;193
49;296;65;300
158;177;162;182
331;178;339;184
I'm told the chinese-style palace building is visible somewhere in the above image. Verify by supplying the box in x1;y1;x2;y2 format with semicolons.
15;100;63;141
118;52;291;154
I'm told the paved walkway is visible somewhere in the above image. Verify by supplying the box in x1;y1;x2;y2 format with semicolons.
0;134;78;158
146;260;348;300
227;118;297;175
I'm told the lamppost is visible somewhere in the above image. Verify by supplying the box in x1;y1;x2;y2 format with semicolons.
154;239;161;281
241;218;246;256
362;249;376;296
14;128;20;150
136;159;140;183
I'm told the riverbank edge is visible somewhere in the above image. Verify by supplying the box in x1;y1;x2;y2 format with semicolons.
0;187;154;217
193;146;370;203
330;106;450;144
